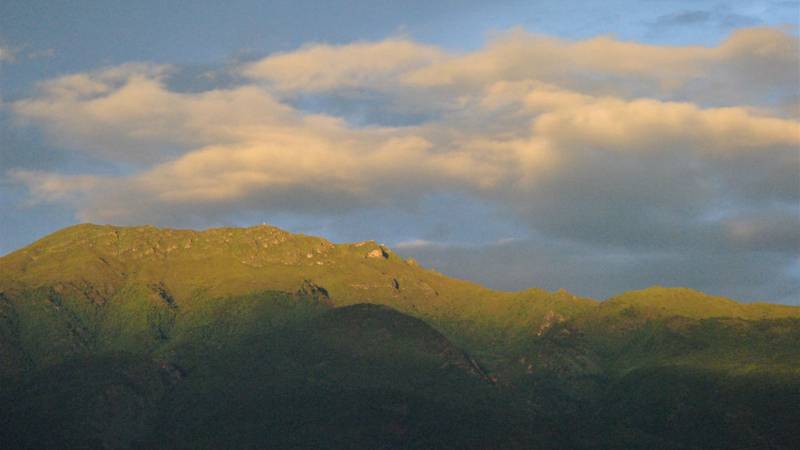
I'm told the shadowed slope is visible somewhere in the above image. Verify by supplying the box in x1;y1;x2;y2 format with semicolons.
2;224;800;449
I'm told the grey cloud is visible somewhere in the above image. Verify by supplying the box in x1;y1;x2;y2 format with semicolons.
499;141;800;256
654;11;714;27
652;9;760;29
717;13;761;28
396;237;800;304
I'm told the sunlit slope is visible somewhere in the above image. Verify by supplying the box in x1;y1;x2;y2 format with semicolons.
2;224;798;371
2;224;799;375
5;225;794;323
514;286;800;377
0;223;595;365
601;286;800;320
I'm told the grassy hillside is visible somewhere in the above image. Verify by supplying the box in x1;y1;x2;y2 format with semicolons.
0;224;598;371
1;224;799;449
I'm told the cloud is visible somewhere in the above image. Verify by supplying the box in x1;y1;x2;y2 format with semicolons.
0;45;15;63
407;27;798;108
11;70;796;253
6;27;800;300
395;236;800;304
26;48;56;60
0;44;56;64
243;39;445;92
655;11;714;26
527;96;797;156
395;239;443;249
9;170;100;203
238;28;800;112
651;9;760;29
12;64;302;163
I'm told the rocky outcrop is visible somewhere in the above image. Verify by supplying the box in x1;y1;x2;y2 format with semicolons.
366;247;389;259
296;280;332;304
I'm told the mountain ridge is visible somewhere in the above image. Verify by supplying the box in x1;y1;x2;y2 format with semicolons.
2;223;799;449
3;223;795;312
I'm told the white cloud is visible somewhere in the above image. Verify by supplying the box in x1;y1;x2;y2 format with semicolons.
7;27;799;268
243;39;445;92
12;64;302;163
395;239;439;249
26;48;56;60
9;170;100;203
236;27;798;112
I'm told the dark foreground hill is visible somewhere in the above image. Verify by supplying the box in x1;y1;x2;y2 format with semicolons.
1;224;798;449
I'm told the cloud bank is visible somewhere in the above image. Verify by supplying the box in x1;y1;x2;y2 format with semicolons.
7;27;800;301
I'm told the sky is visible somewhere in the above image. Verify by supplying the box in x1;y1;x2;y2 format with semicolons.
1;0;798;303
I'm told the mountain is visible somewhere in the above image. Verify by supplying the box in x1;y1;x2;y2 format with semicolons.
1;224;799;449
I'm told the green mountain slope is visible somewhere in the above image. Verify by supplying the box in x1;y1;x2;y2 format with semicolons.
1;224;799;449
0;224;597;374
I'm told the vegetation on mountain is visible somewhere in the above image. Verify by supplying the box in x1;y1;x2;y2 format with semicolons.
1;224;798;449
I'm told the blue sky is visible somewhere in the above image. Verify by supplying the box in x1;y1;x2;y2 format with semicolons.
1;0;798;303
